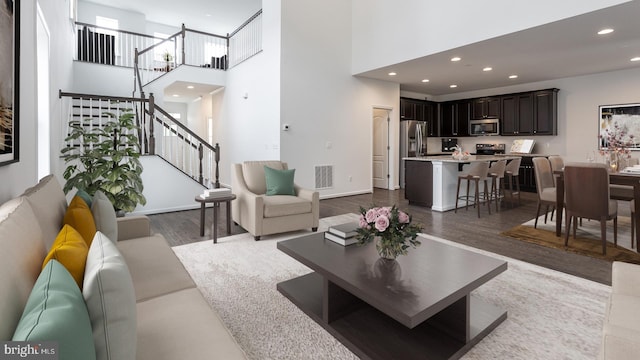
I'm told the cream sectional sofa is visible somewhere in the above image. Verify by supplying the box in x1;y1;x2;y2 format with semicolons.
0;175;247;359
600;261;640;360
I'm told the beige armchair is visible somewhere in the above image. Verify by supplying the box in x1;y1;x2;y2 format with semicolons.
231;160;319;240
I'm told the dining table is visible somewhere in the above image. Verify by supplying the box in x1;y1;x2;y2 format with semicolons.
554;169;640;252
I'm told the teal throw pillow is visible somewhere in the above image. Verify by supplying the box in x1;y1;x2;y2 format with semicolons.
264;166;296;196
13;260;97;360
76;189;93;208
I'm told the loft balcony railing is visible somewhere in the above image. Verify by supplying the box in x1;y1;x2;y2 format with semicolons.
74;9;263;85
59;91;221;188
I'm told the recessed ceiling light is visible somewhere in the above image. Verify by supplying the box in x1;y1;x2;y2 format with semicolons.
450;84;458;88
483;67;493;72
450;57;461;62
172;94;180;97
388;72;397;76
421;79;429;83
187;85;194;89
631;57;640;62
597;28;614;35
508;75;518;79
206;14;212;17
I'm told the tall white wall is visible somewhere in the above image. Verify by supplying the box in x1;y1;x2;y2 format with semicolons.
77;1;146;33
0;0;74;203
216;0;281;186
351;0;630;74
280;0;400;197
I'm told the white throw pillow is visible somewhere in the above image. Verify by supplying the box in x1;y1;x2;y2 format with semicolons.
91;191;118;241
83;232;136;360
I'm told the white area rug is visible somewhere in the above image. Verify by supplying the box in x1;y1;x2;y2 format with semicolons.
172;214;611;359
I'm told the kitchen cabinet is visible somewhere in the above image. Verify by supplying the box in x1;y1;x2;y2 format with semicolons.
518;156;537;193
401;98;439;136
533;89;559;135
424;100;439;136
440;100;470;137
501;89;558;136
501;93;534;135
404;159;433;207
400;98;425;121
472;97;500;119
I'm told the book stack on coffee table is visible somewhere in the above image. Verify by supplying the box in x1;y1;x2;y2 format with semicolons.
325;222;360;246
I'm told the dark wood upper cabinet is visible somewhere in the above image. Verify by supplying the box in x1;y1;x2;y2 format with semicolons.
533;89;559;135
501;89;558;136
400;98;424;121
402;88;557;138
472;97;500;119
439;100;470;137
424;101;438;136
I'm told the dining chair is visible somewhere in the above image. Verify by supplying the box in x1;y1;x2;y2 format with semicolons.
563;162;617;255
532;157;556;228
504;157;522;206
548;155;564;186
488;160;507;212
455;161;491;218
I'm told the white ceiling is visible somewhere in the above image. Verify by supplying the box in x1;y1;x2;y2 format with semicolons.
357;1;640;97
90;1;640;99
164;81;222;103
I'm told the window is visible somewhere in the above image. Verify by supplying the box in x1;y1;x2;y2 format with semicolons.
95;16;118;36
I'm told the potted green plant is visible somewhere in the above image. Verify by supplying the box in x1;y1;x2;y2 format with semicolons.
61;107;147;214
163;50;173;72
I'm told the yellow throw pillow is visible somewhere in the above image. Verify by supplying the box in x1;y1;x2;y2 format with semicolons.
43;225;89;289
64;195;97;246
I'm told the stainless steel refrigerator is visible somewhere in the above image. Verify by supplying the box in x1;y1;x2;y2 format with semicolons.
400;120;428;188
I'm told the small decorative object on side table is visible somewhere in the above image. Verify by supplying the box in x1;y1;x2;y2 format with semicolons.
355;205;422;260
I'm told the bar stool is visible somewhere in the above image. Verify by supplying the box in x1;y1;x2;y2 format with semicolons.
455;161;491;218
488;160;507;212
504;157;522;206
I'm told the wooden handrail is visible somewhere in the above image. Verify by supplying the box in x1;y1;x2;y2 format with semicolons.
153;105;218;153
137;30;182;56
229;9;263;37
59;90;148;103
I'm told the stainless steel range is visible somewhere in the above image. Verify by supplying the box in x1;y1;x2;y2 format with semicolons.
475;143;505;155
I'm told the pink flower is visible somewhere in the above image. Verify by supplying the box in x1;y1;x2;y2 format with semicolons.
377;207;391;218
375;215;389;232
398;211;410;224
365;209;378;223
359;215;368;228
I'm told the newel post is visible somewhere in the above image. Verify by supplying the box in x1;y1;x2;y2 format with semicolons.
148;93;156;155
181;24;186;65
214;143;220;188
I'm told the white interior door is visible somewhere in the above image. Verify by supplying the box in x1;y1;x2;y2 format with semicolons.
373;109;390;189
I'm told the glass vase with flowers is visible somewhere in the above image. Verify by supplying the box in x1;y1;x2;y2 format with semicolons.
600;121;633;172
356;206;423;260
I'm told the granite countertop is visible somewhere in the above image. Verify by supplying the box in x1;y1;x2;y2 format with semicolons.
403;155;521;163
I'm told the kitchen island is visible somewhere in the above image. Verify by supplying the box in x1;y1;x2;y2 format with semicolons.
404;155;521;212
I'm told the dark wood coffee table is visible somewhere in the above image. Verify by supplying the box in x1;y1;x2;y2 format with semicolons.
277;233;507;360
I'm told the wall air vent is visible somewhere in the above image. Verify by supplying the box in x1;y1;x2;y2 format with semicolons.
314;165;333;189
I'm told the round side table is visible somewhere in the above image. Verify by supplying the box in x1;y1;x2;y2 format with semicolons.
194;194;236;244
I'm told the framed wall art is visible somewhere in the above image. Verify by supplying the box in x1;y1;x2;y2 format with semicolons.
0;0;19;166
599;103;640;151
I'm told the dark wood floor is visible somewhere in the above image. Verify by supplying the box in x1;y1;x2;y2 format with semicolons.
149;189;614;285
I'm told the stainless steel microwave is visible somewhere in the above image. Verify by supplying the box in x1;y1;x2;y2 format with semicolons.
469;119;500;136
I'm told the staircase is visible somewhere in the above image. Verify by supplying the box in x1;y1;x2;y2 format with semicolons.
62;11;264;213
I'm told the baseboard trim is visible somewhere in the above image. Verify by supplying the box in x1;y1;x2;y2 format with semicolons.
319;189;373;200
